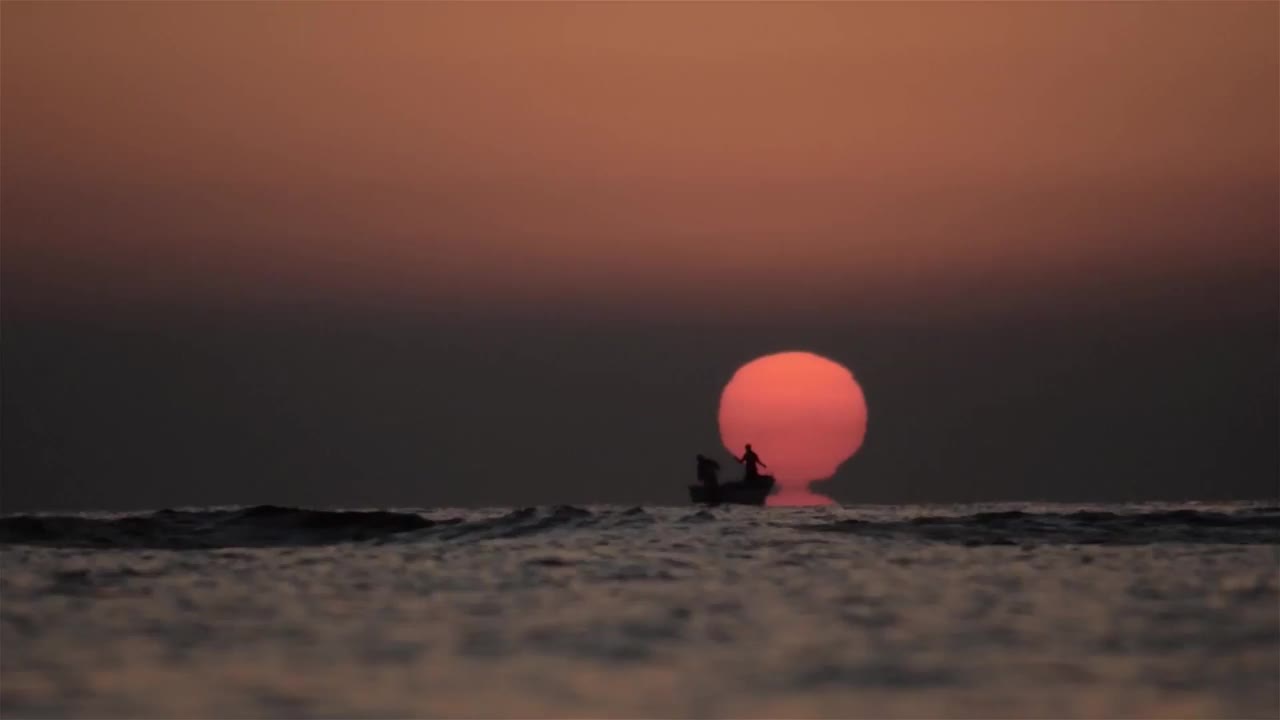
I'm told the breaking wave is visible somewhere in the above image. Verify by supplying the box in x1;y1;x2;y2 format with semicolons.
1;504;1276;550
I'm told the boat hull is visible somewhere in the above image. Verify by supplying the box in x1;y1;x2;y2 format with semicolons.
689;476;775;506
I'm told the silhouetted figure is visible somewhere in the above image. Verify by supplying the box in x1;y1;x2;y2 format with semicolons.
735;444;767;485
696;454;721;492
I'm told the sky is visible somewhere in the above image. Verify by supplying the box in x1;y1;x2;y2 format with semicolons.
2;2;1276;511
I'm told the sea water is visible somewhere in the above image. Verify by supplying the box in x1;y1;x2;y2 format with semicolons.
2;502;1277;718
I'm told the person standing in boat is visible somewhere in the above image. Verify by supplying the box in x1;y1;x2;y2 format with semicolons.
735;444;767;485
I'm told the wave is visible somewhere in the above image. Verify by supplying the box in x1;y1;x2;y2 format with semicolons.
2;504;1276;550
801;507;1280;545
0;504;615;550
425;504;597;542
0;505;435;550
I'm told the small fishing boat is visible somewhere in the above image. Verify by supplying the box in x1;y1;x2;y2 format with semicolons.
688;476;776;506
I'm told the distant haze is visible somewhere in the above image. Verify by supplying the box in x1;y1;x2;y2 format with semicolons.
2;2;1276;511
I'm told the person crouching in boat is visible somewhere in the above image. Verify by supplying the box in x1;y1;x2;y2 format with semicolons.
735;444;767;485
696;454;721;493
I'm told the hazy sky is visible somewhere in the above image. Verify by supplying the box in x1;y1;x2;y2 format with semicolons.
2;2;1276;511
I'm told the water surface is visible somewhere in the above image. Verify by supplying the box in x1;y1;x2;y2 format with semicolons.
3;502;1277;718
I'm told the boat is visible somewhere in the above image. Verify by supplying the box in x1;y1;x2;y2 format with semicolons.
688;476;776;506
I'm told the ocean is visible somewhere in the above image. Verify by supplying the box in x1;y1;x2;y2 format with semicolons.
2;502;1277;718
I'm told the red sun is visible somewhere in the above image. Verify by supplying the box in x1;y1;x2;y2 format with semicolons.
718;351;867;506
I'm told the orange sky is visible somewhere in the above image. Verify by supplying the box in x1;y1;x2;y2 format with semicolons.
3;2;1276;315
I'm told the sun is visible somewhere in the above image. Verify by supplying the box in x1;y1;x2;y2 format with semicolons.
718;351;867;506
